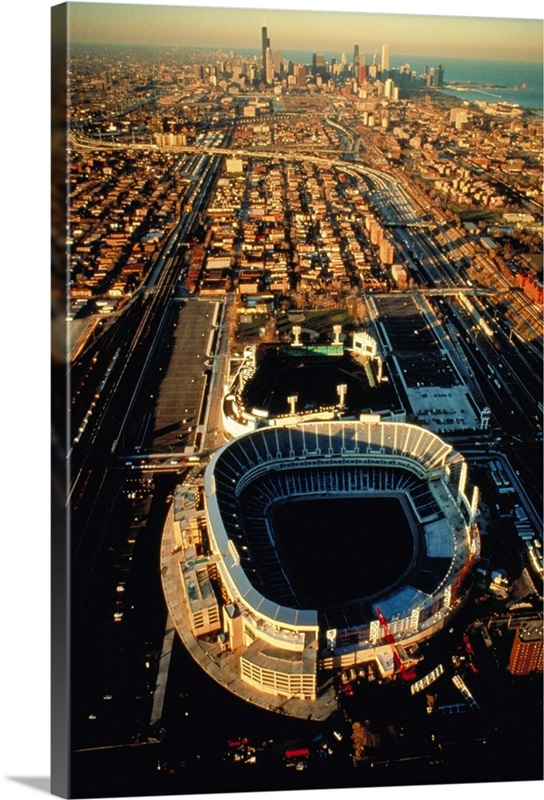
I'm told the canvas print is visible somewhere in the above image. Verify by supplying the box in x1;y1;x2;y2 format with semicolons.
51;2;544;797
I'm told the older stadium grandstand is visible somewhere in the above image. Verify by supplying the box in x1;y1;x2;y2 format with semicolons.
202;420;480;704
222;337;405;438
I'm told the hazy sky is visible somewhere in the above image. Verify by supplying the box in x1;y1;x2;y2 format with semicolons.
66;1;543;62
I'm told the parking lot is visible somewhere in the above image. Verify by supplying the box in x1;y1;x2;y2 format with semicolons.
151;298;220;454
373;294;480;432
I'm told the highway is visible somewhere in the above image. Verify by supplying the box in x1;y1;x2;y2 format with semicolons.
344;161;542;440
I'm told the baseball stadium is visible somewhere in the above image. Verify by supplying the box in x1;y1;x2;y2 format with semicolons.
222;328;406;439
201;419;480;705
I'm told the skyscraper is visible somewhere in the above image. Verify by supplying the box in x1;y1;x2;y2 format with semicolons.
261;26;270;82
295;64;306;88
265;47;274;84
274;49;282;77
384;77;395;99
381;44;390;75
312;52;326;78
353;43;360;72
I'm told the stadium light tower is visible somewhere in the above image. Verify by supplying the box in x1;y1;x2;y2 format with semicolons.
337;383;347;409
287;394;298;415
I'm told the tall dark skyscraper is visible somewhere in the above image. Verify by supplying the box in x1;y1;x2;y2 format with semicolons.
261;26;270;82
353;42;360;72
312;52;326;78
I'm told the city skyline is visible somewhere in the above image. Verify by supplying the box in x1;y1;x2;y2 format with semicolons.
66;1;543;62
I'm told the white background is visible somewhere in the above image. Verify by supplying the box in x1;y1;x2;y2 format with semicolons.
1;1;541;799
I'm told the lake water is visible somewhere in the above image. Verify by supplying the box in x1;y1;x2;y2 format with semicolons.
240;47;543;112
